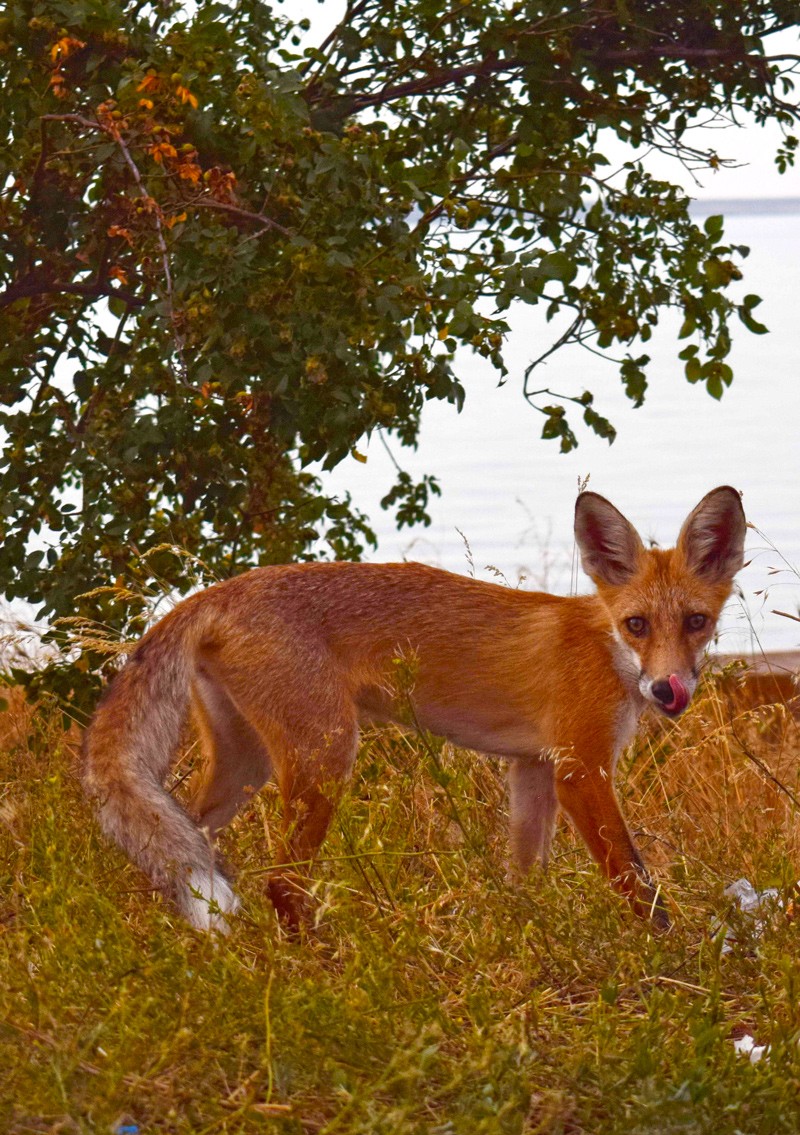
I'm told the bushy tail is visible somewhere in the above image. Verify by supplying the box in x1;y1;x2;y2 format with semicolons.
82;606;238;931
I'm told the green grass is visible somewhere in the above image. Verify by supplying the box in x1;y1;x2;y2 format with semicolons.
2;673;800;1134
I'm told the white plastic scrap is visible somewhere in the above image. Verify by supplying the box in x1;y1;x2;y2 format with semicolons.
733;1033;769;1064
725;877;780;913
722;879;786;1066
716;877;781;955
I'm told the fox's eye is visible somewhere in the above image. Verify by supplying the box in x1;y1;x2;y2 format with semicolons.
686;613;707;632
625;616;647;636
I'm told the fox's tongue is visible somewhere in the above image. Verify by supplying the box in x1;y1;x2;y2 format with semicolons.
664;674;690;714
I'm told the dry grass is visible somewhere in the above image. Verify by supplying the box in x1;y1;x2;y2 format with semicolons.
1;667;800;1134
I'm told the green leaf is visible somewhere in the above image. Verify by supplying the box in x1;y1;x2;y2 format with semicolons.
583;406;617;443
738;294;768;334
452;137;470;162
620;355;649;407
685;357;702;384
706;373;724;400
537;251;577;283
703;213;724;239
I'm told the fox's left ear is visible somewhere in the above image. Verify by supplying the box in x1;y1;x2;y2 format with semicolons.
678;486;746;582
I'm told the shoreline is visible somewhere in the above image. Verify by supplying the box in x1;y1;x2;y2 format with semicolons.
711;650;800;675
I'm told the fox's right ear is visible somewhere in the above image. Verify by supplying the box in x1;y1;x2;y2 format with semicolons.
574;492;645;586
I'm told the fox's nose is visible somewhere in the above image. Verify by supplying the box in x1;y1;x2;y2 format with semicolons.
649;674;691;715
651;680;674;706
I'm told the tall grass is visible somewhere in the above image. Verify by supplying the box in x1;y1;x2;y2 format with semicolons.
1;666;799;1134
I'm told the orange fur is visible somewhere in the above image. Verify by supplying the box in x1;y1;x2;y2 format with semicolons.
82;487;746;933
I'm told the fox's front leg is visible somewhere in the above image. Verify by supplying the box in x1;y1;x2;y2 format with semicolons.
555;748;670;931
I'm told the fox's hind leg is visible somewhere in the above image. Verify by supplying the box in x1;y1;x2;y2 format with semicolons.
189;666;274;836
507;756;558;873
266;716;359;931
205;651;360;931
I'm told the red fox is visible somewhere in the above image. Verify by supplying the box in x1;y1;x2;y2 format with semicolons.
82;486;746;933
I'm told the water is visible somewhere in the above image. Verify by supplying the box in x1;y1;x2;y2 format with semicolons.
323;202;800;656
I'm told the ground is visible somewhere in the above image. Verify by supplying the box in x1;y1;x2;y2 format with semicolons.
1;663;799;1134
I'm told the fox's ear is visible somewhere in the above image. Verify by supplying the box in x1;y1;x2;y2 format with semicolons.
574;492;645;586
678;486;746;582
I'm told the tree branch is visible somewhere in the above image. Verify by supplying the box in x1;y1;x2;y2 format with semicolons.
187;198;292;236
524;316;586;393
0;278;144;311
327;45;788;115
298;0;375;79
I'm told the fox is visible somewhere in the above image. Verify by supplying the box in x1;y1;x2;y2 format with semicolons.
82;485;746;934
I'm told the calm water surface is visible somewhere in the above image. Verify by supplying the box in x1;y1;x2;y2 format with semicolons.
324;203;800;655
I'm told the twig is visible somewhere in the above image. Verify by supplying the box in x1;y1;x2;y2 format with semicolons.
188;198;291;236
523;315;585;387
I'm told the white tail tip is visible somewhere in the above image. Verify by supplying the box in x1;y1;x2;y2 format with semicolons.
183;867;240;933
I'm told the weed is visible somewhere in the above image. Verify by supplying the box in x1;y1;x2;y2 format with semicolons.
1;670;799;1133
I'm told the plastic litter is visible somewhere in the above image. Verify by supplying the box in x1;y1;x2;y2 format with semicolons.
722;879;793;1066
715;877;781;954
733;1033;769;1063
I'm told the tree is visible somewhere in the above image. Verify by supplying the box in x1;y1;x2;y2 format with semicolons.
0;0;797;701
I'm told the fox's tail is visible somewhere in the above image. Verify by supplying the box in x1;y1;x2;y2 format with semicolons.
81;605;239;931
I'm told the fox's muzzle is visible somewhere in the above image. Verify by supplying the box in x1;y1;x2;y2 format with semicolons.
650;674;691;716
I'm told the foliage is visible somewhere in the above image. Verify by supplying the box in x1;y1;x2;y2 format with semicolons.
0;0;798;689
2;670;800;1131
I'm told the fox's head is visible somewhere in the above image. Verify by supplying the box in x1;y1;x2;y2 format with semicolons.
574;487;747;718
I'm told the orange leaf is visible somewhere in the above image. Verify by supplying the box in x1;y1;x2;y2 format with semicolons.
177;161;201;184
205;167;237;201
149;141;178;164
137;73;161;93
175;85;199;109
50;36;86;62
107;225;133;245
50;72;70;100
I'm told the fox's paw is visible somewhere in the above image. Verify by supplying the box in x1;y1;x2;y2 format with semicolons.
267;870;312;936
634;881;671;933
